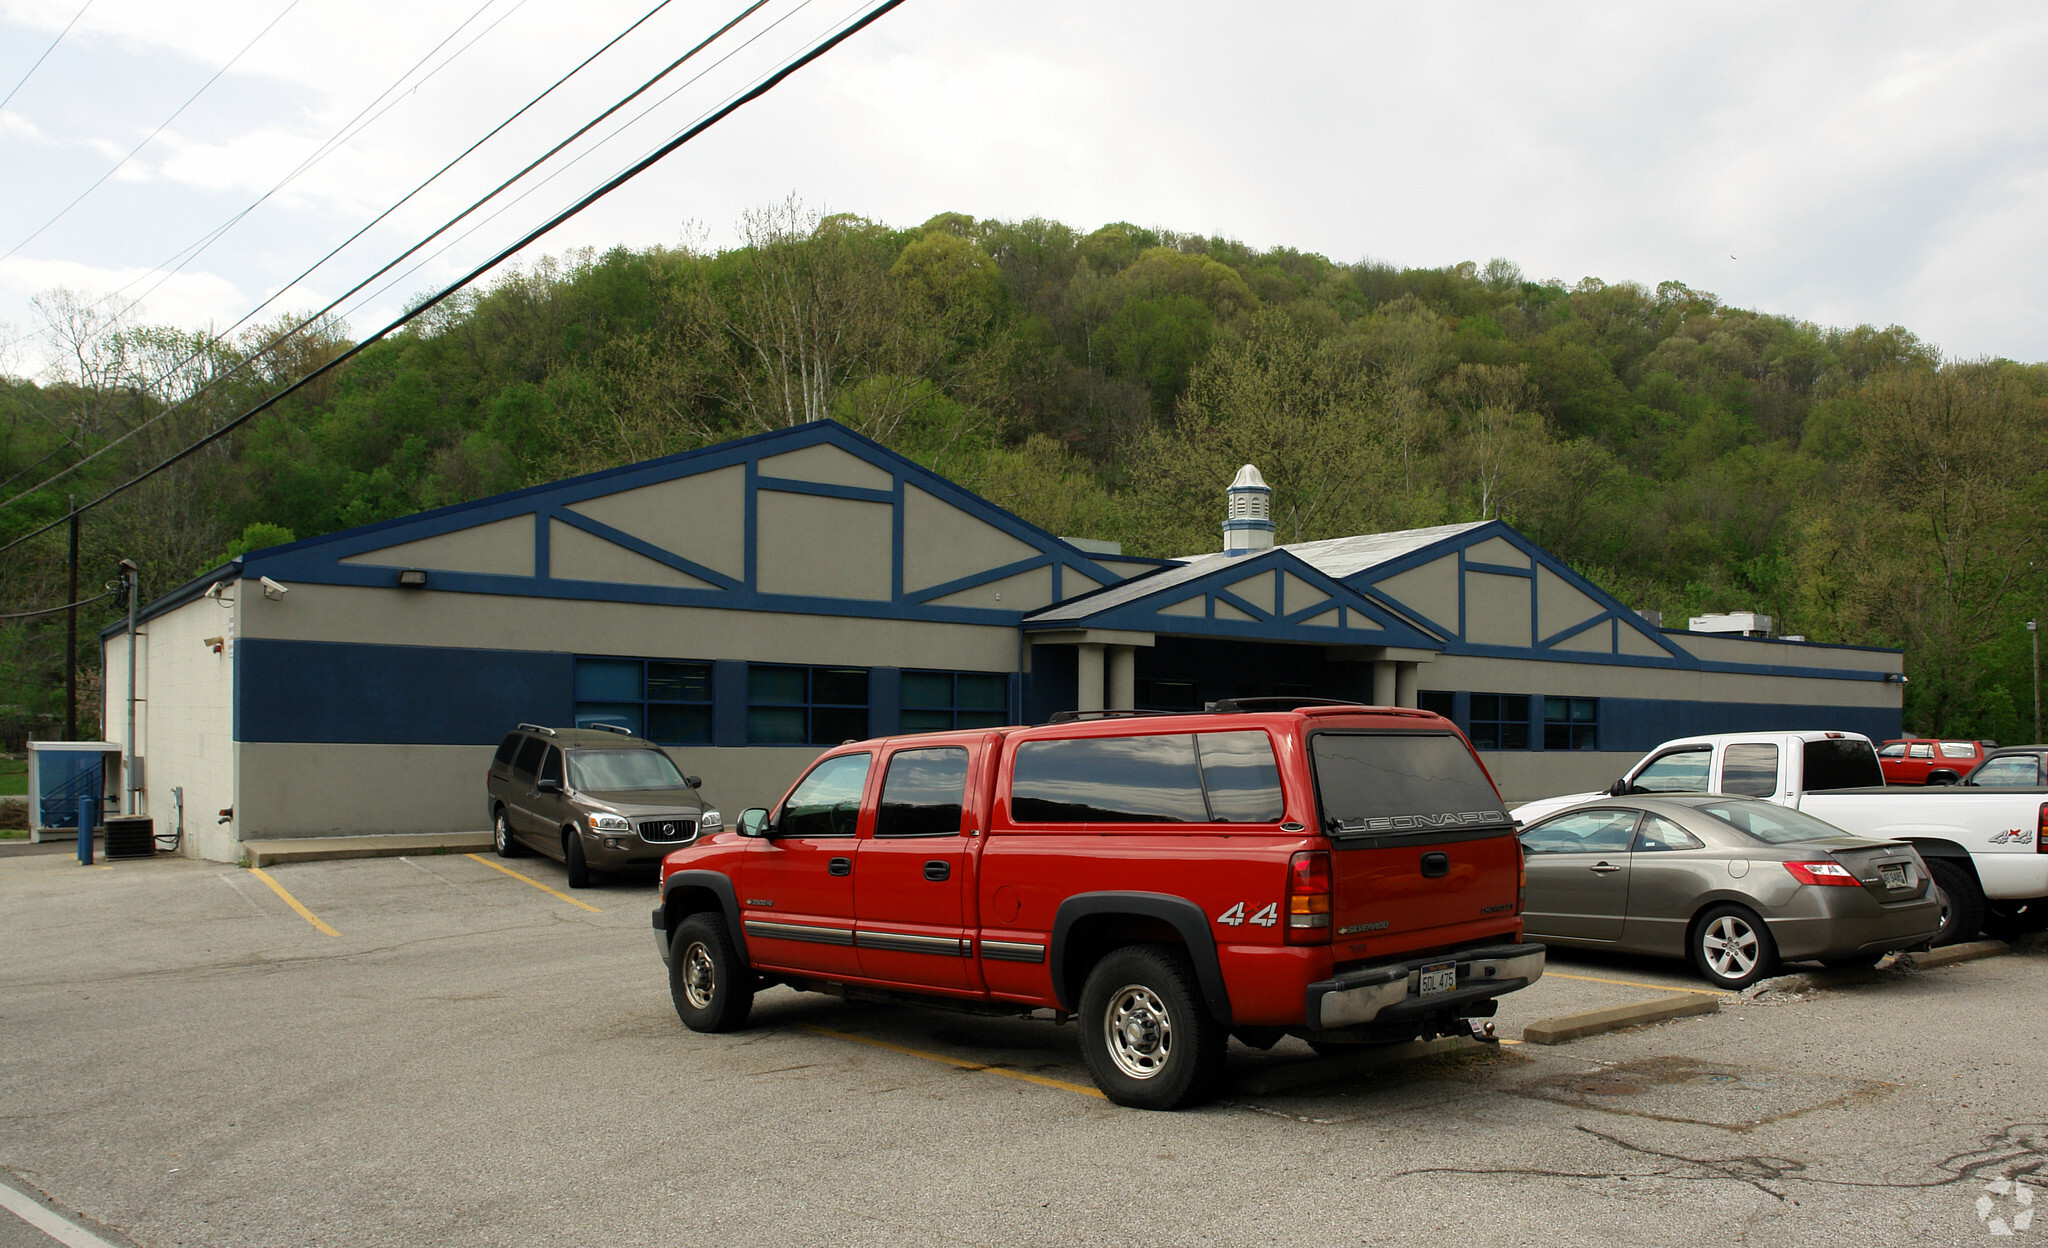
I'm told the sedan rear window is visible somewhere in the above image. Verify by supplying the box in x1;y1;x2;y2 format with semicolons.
569;749;685;792
1310;732;1508;838
1694;800;1849;845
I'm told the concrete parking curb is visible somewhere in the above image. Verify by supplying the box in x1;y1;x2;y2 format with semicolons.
1900;939;2009;970
1230;1035;1482;1093
243;833;493;866
1520;993;1720;1045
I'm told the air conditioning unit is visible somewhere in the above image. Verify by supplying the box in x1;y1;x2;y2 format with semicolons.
1688;612;1773;637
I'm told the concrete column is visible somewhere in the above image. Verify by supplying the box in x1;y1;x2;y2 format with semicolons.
1394;662;1419;709
1076;644;1105;713
1372;661;1397;707
1107;645;1136;711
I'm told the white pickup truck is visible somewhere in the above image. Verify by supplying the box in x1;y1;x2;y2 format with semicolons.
1511;731;2048;944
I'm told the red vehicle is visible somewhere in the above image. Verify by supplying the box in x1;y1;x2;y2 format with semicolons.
1878;738;1990;786
652;702;1543;1109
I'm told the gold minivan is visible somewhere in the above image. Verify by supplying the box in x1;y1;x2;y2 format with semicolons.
485;724;720;887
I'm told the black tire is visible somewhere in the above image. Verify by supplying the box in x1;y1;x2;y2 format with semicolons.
1985;900;2048;939
669;913;754;1032
492;808;525;858
1077;944;1226;1110
1689;904;1780;989
564;828;592;889
1925;858;1985;947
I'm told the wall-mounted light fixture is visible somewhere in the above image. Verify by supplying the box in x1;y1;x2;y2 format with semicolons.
396;569;429;587
202;635;225;654
1885;672;1910;684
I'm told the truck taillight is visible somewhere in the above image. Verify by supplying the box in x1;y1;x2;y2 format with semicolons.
2038;802;2047;853
1518;841;1528;915
1286;850;1331;944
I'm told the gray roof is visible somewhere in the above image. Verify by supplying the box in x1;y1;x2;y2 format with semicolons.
1024;554;1236;624
1267;522;1490;580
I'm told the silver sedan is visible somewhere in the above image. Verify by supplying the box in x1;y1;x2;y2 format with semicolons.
1517;795;1943;988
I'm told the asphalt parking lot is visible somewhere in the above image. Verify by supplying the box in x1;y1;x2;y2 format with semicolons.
2;844;2043;1248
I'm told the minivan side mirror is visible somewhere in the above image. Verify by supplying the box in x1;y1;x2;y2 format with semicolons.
1607;778;1631;797
684;775;703;789
736;808;771;838
537;778;562;795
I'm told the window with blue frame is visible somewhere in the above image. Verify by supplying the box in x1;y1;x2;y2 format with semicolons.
574;657;713;744
1468;693;1531;750
1545;696;1598;750
748;664;868;745
901;670;1010;732
1418;690;1455;719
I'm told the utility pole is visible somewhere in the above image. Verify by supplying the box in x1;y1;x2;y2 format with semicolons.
121;559;138;816
2030;619;2040;743
65;495;78;741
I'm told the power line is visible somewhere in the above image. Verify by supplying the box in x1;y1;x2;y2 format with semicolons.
0;590;113;621
0;438;77;496
0;0;907;561
0;0;95;112
0;0;692;512
0;0;309;264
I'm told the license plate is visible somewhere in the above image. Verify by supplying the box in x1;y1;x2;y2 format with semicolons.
1418;961;1457;998
1879;863;1907;889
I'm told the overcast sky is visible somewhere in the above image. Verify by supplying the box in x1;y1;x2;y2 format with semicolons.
3;0;2047;379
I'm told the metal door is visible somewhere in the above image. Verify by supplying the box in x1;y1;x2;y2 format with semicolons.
739;752;871;977
1520;807;1638;941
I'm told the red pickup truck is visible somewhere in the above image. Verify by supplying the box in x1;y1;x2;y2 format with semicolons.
652;702;1543;1109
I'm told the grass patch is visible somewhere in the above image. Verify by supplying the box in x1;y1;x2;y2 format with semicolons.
0;758;24;798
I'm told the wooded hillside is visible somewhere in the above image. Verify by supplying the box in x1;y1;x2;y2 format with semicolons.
5;201;2045;742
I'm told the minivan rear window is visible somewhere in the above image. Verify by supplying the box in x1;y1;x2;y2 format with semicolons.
1802;739;1883;791
1008;731;1283;824
1310;732;1509;838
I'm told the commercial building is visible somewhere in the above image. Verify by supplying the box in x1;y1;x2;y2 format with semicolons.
104;420;1903;860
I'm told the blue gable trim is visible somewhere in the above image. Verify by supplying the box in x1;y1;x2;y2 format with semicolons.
208;421;1119;631
1024;549;1442;650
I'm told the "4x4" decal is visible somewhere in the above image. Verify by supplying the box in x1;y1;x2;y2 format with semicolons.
1216;902;1279;928
1990;829;2035;845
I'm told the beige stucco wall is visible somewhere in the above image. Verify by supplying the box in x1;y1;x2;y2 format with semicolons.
1482;751;1638;805
236;583;1021;672
1415;653;1901;711
102;591;239;860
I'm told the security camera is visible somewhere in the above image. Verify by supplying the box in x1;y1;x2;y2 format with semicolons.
259;576;289;600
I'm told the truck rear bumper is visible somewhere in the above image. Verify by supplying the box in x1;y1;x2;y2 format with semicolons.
1307;943;1545;1030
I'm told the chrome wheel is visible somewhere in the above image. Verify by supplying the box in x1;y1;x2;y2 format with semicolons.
1702;914;1760;979
1103;983;1174;1080
493;812;510;853
679;940;716;1010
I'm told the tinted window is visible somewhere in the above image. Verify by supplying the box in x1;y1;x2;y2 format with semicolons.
1634;813;1704;852
1010;735;1207;824
1522;808;1637;854
1631;748;1711;793
512;736;546;779
1969;756;2041;787
1802;739;1883;790
1310;732;1509;838
1195;731;1284;823
1695;799;1851;845
1878;743;1905;759
538;747;563;787
569;749;685;792
876;748;970;837
494;734;521;767
1721;743;1779;798
780;753;872;838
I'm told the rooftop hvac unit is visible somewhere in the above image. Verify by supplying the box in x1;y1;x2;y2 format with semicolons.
1688;612;1773;637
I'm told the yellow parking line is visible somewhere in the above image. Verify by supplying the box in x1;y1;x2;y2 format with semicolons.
1546;971;1729;997
464;853;602;913
801;1024;1107;1100
246;867;340;937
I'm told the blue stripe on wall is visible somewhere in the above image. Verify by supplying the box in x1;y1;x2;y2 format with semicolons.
237;640;574;745
1596;697;1902;753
